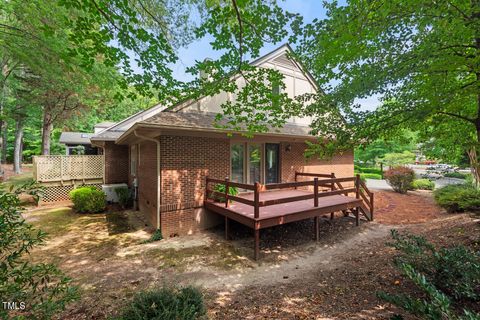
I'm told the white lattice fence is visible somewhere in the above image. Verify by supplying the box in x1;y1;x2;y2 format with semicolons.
33;155;104;183
42;184;103;202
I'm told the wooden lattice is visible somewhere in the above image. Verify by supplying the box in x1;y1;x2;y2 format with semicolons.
41;183;103;202
33;155;104;183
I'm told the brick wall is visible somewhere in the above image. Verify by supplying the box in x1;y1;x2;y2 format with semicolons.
132;136;354;236
159;135;230;236
280;142;354;187
137;141;158;227
104;141;129;184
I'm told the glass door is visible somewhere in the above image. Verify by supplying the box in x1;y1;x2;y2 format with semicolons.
265;143;279;184
248;144;262;184
231;143;245;183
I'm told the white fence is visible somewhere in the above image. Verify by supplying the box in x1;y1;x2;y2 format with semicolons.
33;155;104;183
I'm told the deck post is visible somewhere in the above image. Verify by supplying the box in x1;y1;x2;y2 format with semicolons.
205;176;209;201
225;216;230;240
355;174;361;199
294;172;298;190
254;222;260;260
330;172;335;191
314;216;319;241
313;178;318;207
254;182;260;219
224;177;230;208
355;207;360;226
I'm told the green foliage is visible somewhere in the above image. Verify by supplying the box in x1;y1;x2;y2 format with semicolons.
382;151;416;167
378;230;480;319
444;172;468;179
143;229;163;244
357;167;383;175
115;187;131;209
360;173;382;180
0;182;79;319
213;183;239;203
297;0;480;184
384;167;415;194
433;185;480;213
412;179;435;191
118;286;206;320
69;186;106;213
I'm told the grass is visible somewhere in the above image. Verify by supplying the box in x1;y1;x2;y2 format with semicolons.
1;164;33;188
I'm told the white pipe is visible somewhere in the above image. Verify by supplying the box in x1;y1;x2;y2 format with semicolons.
134;130;161;230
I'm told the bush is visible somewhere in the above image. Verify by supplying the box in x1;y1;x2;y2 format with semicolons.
384;166;415;194
69;186;106;213
143;229;163;243
119;286;206;320
359;167;383;175
1;183;78;319
360;173;382;180
433;184;480;213
115;186;131;209
213;183;239;202
378;231;480;319
444;172;468;179
412;179;435;190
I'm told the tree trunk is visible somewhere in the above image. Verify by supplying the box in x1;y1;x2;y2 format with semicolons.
0;120;4;178
13;118;24;174
0;120;6;164
41;111;53;155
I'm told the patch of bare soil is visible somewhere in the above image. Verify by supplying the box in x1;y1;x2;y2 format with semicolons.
22;190;478;320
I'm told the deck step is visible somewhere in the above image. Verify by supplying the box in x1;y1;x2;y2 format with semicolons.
359;203;373;221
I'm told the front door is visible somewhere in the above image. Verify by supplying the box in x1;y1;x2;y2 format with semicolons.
265;143;280;184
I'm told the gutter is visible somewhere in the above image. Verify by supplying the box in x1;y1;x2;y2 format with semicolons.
134;130;161;230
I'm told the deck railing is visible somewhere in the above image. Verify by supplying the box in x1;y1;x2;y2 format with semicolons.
205;171;373;220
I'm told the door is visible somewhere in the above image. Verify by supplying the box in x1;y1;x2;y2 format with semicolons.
265;143;280;184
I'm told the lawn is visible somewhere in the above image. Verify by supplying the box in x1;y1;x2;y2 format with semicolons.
16;190;480;319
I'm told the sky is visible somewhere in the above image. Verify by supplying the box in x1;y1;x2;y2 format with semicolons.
170;0;381;111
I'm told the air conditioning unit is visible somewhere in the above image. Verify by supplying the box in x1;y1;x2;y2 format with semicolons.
102;183;128;203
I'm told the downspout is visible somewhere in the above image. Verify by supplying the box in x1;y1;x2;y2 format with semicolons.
134;130;161;230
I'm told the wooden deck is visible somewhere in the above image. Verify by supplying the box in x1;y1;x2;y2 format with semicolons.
204;172;374;260
205;190;362;229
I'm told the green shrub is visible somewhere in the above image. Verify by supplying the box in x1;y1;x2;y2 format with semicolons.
412;179;435;190
378;231;480;319
434;184;480;213
119;286;206;320
213;183;239;202
360;173;382;180
143;229;163;243
384;166;415;194
69;186;106;213
115;186;131;209
1;183;79;319
444;172;468;179
359;167;383;175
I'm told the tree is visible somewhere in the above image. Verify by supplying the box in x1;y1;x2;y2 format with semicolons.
0;182;78;319
296;0;480;184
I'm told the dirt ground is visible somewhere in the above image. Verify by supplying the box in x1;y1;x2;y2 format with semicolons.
19;189;480;319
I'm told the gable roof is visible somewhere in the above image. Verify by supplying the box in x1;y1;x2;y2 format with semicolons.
92;44;318;143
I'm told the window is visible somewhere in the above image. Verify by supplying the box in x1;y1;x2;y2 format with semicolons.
231;143;244;183
248;144;261;184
